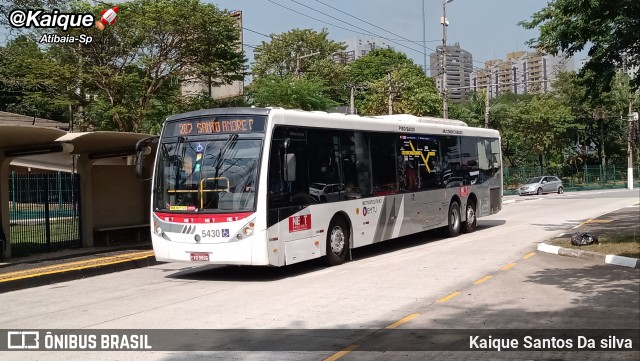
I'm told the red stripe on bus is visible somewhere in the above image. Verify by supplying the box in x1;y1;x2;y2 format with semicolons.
154;212;253;223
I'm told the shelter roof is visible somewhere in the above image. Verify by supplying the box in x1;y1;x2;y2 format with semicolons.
56;131;153;157
0;125;67;150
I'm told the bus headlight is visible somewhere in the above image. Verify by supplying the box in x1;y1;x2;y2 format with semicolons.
155;226;163;236
232;220;255;241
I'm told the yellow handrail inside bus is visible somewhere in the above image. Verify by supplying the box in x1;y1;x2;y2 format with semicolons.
199;177;230;208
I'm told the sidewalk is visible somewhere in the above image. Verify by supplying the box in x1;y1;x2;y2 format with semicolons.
538;202;640;268
0;242;157;292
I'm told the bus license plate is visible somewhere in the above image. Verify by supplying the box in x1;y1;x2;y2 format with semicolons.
190;252;209;261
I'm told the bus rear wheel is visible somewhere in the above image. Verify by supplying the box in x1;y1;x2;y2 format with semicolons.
326;217;349;266
462;200;477;233
446;201;461;237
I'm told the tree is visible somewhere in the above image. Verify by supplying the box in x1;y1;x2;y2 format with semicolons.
349;49;441;116
249;28;347;109
1;0;245;132
248;75;338;111
358;66;440;116
552;70;637;166
0;36;70;121
251;28;345;79
520;0;640;94
500;95;574;170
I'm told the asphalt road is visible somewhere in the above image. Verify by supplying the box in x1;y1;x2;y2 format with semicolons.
0;189;638;360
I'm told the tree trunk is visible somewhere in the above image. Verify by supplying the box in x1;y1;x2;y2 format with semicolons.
538;153;544;175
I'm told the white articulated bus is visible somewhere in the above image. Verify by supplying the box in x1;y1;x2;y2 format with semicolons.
141;107;502;266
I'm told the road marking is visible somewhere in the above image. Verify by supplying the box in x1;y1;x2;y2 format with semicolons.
323;344;359;361
556;232;566;237
473;276;492;285
438;291;461;303
522;252;536;259
500;262;517;271
385;313;419;329
0;251;155;283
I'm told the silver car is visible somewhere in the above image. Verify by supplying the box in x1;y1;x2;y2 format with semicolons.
518;176;564;196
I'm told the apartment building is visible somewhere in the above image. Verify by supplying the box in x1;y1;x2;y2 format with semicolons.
429;43;474;102
470;51;574;98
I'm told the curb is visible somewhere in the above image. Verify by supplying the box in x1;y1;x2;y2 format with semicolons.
537;243;640;269
0;252;160;293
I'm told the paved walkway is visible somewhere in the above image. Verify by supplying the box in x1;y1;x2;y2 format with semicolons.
0;243;155;292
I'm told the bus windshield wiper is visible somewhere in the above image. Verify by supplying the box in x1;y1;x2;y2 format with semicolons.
173;136;185;188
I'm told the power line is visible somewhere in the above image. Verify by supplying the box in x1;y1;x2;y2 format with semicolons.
267;0;428;56
266;0;373;38
267;0;396;47
312;0;429;52
243;27;270;39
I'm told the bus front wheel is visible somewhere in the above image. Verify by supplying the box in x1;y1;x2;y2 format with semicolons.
326;217;349;266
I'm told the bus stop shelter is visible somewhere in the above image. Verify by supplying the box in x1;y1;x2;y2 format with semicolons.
0;125;156;259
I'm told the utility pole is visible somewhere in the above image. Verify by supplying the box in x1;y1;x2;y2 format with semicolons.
484;74;491;128
295;52;320;79
441;0;453;119
422;0;427;75
350;85;356;115
387;72;393;115
628;98;638;190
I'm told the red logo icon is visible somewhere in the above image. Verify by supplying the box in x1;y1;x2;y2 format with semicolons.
96;6;118;30
288;214;311;232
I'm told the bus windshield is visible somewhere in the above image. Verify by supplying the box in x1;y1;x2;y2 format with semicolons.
154;136;261;213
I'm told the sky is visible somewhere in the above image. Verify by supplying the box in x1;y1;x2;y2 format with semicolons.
0;0;586;70
209;0;582;72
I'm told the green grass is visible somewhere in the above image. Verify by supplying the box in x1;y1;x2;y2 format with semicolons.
551;235;640;259
9;220;80;256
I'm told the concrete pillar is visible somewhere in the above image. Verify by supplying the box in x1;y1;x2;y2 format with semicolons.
76;155;95;248
0;155;12;258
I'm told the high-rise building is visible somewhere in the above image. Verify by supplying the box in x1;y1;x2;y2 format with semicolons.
470;51;574;98
338;36;394;63
429;43;473;102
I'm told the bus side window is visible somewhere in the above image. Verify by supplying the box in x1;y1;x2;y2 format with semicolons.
370;133;397;196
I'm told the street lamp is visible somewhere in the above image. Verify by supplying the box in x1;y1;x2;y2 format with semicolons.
441;0;454;119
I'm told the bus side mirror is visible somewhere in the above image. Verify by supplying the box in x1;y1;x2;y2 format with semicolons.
135;136;159;179
135;148;147;179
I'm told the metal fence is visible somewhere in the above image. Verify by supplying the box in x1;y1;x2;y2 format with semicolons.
504;165;640;194
8;171;81;257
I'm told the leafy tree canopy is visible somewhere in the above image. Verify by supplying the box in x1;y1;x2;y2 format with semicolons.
248;75;338;111
252;28;345;79
1;0;245;132
349;48;441;116
520;0;640;94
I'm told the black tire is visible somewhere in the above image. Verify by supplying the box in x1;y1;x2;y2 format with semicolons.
557;186;564;194
446;201;461;237
326;217;349;266
462;200;477;233
320;195;327;203
536;188;543;195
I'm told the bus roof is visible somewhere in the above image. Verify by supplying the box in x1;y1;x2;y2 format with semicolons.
165;107;500;138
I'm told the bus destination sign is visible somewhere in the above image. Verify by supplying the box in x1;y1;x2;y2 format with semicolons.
166;116;266;137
